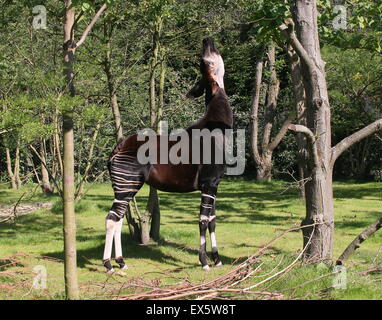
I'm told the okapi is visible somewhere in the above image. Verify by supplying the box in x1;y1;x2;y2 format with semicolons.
103;38;233;273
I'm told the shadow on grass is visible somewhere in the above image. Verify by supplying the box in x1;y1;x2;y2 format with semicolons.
336;211;382;229
0;210;62;240
41;235;237;271
333;184;381;199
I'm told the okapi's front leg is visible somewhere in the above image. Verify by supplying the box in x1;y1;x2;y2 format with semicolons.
208;206;222;267
199;192;222;270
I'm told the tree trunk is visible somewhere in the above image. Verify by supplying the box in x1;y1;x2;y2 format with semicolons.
14;141;21;189
283;0;382;262
62;0;79;300
5;147;17;189
104;25;124;142
53;110;64;178
250;44;287;182
40;139;53;195
149;57;166;241
250;54;264;167
144;18;162;243
293;2;334;260
75;122;101;200
287;45;307;199
256;152;273;182
261;43;280;158
281;1;334;260
125;200;142;243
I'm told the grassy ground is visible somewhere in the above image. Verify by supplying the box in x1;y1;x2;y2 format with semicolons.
0;178;381;300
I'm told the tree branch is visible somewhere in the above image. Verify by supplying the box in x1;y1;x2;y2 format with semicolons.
288;124;320;169
279;19;316;74
29;144;63;198
75;4;107;48
331;119;382;166
268;116;294;152
250;56;264;164
337;217;382;265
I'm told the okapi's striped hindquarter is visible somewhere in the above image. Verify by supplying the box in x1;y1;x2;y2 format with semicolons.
102;38;232;273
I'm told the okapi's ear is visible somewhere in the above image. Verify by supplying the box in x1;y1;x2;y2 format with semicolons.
186;79;206;99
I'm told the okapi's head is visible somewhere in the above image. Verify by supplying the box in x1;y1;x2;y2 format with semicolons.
187;38;225;100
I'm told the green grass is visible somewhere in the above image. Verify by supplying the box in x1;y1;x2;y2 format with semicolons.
0;178;381;300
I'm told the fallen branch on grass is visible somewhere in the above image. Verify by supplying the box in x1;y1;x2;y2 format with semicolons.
117;222;321;300
337;217;382;265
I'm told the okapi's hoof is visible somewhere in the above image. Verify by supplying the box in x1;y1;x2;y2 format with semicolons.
103;259;115;275
202;265;210;271
115;256;127;270
106;268;115;275
215;261;223;267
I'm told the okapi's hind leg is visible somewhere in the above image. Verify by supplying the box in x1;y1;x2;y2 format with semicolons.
103;151;144;274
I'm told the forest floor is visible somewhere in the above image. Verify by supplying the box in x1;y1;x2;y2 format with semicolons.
0;178;381;300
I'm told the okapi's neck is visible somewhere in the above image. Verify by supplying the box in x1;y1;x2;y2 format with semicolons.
205;87;233;128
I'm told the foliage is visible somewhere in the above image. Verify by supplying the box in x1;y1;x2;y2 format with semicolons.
0;0;381;185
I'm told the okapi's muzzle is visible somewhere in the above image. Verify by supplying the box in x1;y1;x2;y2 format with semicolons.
187;38;225;99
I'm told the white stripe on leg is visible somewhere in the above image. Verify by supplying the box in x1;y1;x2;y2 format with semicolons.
114;219;123;258
103;219;116;261
210;231;217;251
200;235;206;247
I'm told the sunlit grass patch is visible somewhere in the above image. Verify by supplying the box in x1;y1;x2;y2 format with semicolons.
0;179;381;299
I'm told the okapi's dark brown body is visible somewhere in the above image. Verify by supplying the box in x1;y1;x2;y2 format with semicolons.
109;87;233;193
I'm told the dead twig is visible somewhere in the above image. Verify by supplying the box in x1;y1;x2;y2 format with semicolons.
116;222;322;300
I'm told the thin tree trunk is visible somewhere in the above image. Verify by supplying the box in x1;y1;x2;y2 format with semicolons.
63;0;79;300
75;121;101;200
62;1;106;299
40;139;53;195
250;54;264;168
5;147;17;189
250;44;286;182
287;45;307;199
14;140;21;189
261;43;280;156
104;24;124;142
53;110;64;177
149;57;166;241
144;17;162;243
